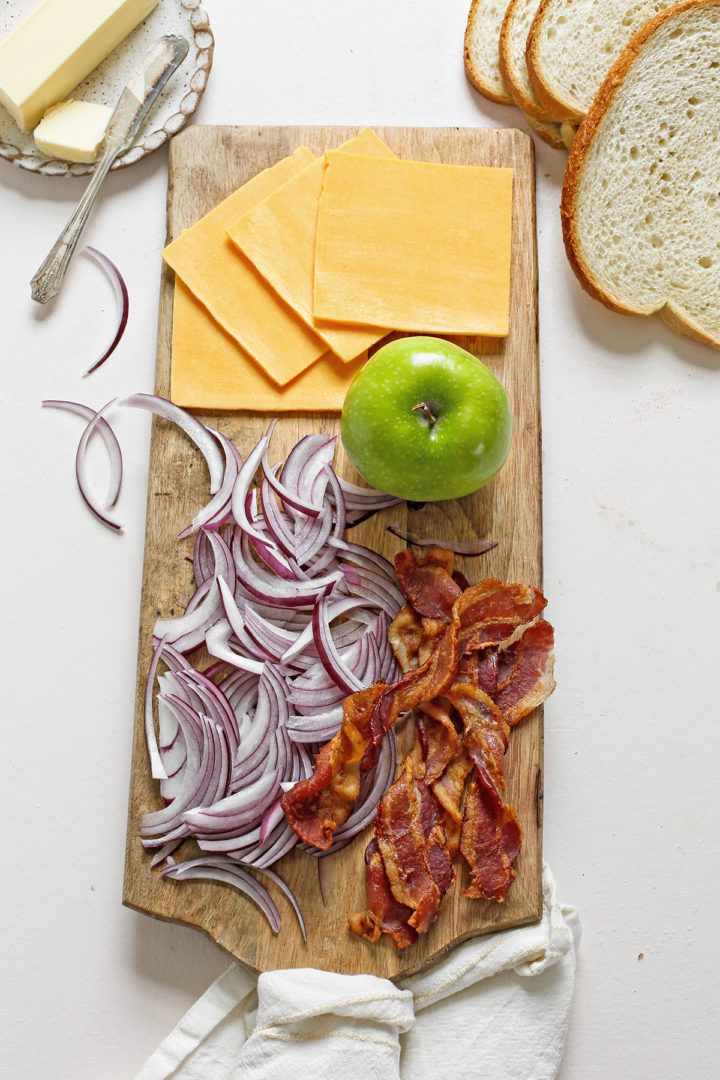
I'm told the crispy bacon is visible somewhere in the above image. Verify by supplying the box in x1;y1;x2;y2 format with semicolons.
460;779;520;901
388;603;424;672
448;683;509;800
394;547;461;619
348;839;418;949
431;744;473;858
495;620;556;725
360;610;460;773
414;701;458;785
281;683;385;849
457;579;547;652
375;756;454;934
283;612;460;847
457;647;499;696
446;682;522;901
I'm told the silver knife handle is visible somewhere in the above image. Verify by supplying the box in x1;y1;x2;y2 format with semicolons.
30;148;116;304
30;34;189;305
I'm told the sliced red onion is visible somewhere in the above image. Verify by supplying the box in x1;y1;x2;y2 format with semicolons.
144;636;170;780
312;595;365;695
387;522;498;555
269;433;335;520
178;430;241;538
42;399;124;510
120;394;225;495
205;621;266;675
74;398;123;531
162;856;282;932
231;423;275;546
141;701;229;843
261;435;331;518
231;531;342;608
150;839;182;867
154;532;236;654
252;866;307;940
81;246;129;376
139;424;412;911
184;767;281;834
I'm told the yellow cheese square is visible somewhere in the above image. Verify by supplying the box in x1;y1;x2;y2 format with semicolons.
170;280;366;412
163;148;327;387
313;153;514;337
226;129;394;362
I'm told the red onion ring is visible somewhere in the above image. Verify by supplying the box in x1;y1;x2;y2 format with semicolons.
120;394;225;495
74;398;123;532
81;246;129;376
387;522;498;555
162;856;282;933
42;400;124;509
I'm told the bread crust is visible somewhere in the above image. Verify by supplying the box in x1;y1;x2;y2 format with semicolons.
499;0;563;122
560;0;720;347
525;111;567;149
526;0;587;123
464;0;514;105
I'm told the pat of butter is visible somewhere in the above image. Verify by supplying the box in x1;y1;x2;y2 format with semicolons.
0;0;157;133
34;99;112;162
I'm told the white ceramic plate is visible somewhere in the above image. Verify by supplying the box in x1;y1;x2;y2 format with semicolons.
0;0;214;177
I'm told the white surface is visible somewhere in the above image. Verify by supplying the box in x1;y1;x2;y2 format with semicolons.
1;2;718;1078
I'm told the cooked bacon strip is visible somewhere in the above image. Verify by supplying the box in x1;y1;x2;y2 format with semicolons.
388;603;423;672
448;683;509;800
394;547;461;619
281;683;385;849
457;647;499;696
495;620;556;726
360;610;460;773
457;579;547;652
460;779;520;901
284;611;460;847
446;682;522;902
414;701;458;784
375;756;454;934
431;744;473;858
348;839;418;950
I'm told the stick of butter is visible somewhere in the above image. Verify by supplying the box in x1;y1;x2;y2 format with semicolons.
34;99;112;162
0;0;158;133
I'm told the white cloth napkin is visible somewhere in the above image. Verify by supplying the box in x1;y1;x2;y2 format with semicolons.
136;864;580;1080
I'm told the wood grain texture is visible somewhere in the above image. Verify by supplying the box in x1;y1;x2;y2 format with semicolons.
122;125;541;980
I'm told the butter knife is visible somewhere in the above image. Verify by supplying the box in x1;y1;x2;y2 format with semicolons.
30;34;189;305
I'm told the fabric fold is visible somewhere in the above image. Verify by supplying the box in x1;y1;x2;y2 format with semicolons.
135;864;579;1080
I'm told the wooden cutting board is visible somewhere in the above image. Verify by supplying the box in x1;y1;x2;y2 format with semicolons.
123;125;542;980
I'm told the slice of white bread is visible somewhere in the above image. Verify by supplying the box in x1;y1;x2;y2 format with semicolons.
464;0;514;104
464;0;569;148
561;0;720;348
527;0;674;122
499;0;562;122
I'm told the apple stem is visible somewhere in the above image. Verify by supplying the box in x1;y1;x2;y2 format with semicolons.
412;401;437;425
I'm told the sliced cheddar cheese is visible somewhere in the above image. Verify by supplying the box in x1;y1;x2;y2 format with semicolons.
313;153;514;337
226;129;394;362
170;280;366;412
163;147;327;387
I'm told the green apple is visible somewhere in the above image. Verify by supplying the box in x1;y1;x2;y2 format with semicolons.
340;336;512;501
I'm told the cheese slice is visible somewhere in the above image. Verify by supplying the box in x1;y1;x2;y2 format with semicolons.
0;0;157;132
163;147;327;388
313;153;514;337
226;129;393;362
171;280;365;412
